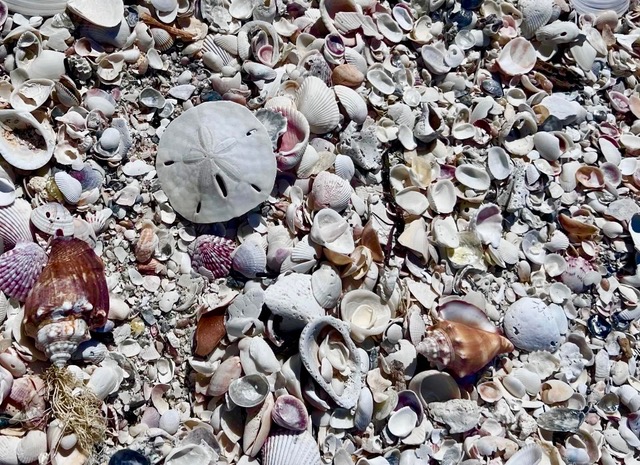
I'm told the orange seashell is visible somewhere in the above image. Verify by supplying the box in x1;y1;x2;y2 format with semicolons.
416;320;514;378
134;220;158;263
24;237;109;367
194;308;226;357
558;213;600;242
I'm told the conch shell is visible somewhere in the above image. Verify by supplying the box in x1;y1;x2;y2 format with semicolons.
416;320;514;378
24;237;109;367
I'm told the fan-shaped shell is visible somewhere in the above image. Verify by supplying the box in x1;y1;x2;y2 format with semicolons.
67;0;124;27
262;430;321;465
232;236;267;278
151;28;174;52
0;110;55;171
190;235;235;280
30;203;74;236
310;171;352;212
0;241;47;301
0;199;33;251
334;85;368;125
295;76;340;134
299;316;362;408
54;172;83;205
520;0;553;38
3;0;67;15
16;430;46;465
311;263;341;308
570;0;629;16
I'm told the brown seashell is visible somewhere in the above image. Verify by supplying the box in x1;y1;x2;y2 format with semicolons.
575;166;605;189
331;64;365;87
361;219;384;263
558;213;600;241
24;237;109;367
194;307;226;357
416;320;514;378
135;220;158;264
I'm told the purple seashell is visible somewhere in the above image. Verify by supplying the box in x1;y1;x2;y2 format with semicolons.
190;235;236;280
69;165;104;191
0;241;47;301
325;33;345;57
272;394;308;431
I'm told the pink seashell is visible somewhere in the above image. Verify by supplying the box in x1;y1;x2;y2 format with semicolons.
5;375;47;428
272;394;309;431
310;171;352;212
560;256;594;293
497;37;536;76
190;235;236;280
271;106;310;171
0;241;47;301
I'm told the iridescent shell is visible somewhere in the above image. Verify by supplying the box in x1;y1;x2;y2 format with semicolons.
0;241;47;301
24;238;109;367
189;235;236;280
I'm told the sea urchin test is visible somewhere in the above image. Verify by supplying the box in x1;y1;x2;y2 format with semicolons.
156;101;277;223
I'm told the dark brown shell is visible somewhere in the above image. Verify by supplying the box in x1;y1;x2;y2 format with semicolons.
24;237;109;338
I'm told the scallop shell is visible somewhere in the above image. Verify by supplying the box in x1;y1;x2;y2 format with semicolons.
299;316;362;408
150;28;174;52
310;171;352;212
24;237;109;367
30;203;74;237
54;172;83;205
311;263;342;309
0;241;47;301
262;430;321;465
497;37;537;76
0;199;34;251
295;76;340;134
16;430;46;465
519;0;554;38
190;235;235;280
232;236;267;278
0;110;56;171
334;85;368;125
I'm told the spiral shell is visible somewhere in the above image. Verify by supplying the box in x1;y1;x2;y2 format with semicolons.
189;235;236;280
0;241;47;301
24;237;109;367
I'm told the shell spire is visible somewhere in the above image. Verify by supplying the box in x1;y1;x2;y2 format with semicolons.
24;237;109;367
416;320;514;378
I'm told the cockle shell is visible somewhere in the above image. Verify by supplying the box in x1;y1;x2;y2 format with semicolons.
189;235;236;280
295;76;340;134
0;241;47;301
519;0;554;38
570;0;629;16
299;316;362;408
0;199;33;251
311;263;342;309
0;110;55;171
232;236;267;278
334;85;368;125
497;37;537;75
416;320;514;378
262;430;321;465
54;172;83;205
24;237;109;367
310;171;352;212
30;203;74;237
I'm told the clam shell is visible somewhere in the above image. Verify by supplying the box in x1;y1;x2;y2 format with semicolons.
310;171;352;212
519;0;553;38
299;316;362;409
10;79;54;112
295;76;340;134
16;430;46;464
505;444;543;465
309;208;355;254
0;436;20;465
487;147;513;180
340;289;393;343
30;203;74;236
455;164;491;190
0;175;15;208
271;395;308;431
311;263;341;308
408;370;460;407
570;0;629;16
0;241;47;301
262;430;321;465
427;179;457;214
367;66;396;94
54;172;83;205
497;37;536;75
0;110;55;171
0;199;33;251
334;85;367;125
228;373;270;408
67;0;124;27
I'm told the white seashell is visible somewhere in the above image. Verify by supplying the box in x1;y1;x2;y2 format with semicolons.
0;110;55;170
520;0;554;38
54;172;82;205
432;216;459;248
239;336;281;376
310;171;352;212
497;37;536;75
0;176;15;208
310;208;354;254
311;263;341;308
67;0;124;27
570;0;629;16
427;179;456;214
27;50;66;81
536;21;581;44
421;45;450;74
504;444;543;465
340;289;393;343
396;188;429;216
16;430;46;465
455;165;491;190
232;236;267;278
264;273;325;330
295;76;340;134
165;444;216;465
10;79;53;112
30;203;74;236
299;316;362;409
159;409;181;435
387;407;418;438
334;85;367;125
334;154;355;181
367;66;396;95
0;436;20;465
408;370;460;407
487;147;513;180
228;374;270;408
4;0;67;15
543;253;567;277
470;203;502;248
375;13;403;43
262;430;321;465
87;366;122;400
0;199;33;251
95;53;125;84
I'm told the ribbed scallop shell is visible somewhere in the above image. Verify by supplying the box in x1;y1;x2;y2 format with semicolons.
0;241;47;301
310;171;352;212
30;202;74;236
190;235;236;280
24;237;109;367
232;237;267;278
295;76;340;134
570;0;629;16
54;171;83;205
334;85;367;125
262;430;321;465
519;0;553;38
0;199;33;251
150;28;174;52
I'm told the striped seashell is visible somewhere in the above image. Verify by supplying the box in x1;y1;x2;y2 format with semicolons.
232;236;267;278
203;35;236;65
0;199;34;252
150;28;174;52
334;85;368;125
30;203;74;237
190;235;236;280
0;241;47;301
4;0;67;16
54;172;83;205
262;430;321;465
310;171;352;212
213;34;239;55
519;0;554;38
295;76;340;134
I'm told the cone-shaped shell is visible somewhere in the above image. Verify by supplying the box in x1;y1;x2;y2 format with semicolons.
0;242;47;301
416;320;514;378
24;237;109;367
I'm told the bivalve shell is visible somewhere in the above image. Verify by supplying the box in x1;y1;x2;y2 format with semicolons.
295;76;340;134
54;172;83;205
497;37;537;75
16;430;46;464
271;395;308;431
262;430;321;465
0;110;55;171
0;199;33;251
311;263;341;309
427;179;457;214
334;85;367;125
30;203;74;236
228;373;270;408
0;241;47;301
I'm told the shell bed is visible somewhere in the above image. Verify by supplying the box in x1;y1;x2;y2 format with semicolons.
0;0;639;464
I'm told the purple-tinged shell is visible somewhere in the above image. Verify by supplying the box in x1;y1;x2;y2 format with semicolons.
68;163;104;191
272;394;308;431
0;1;7;28
190;235;236;280
0;241;47;301
0;199;34;253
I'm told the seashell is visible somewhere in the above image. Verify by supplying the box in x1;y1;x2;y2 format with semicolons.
497;37;537;75
477;381;504;403
0;199;33;251
311;263;341;309
0;241;47;301
340;289;394;343
0;352;25;378
455;164;491;191
504;444;543;465
272;395;308;432
388;406;418;438
376;13;403;43
207;356;242;396
262;430;321;465
295;76;340;134
266;105;309;171
159;409;181;435
408;370;460;407
536;21;581;43
421;45;451;75
332;64;365;88
54;172;83;205
299;316;362;409
139;87;165;109
486;147;513;180
334;154;355;181
367;65;396;95
24;237;109;367
156;101;276;224
10;79;54;112
16;429;46;464
310;208;355;255
310;171;352;212
84;89;116;117
334;85;368;125
427;179;457;214
95;53;125;84
543;253;567;277
67;0;124;28
469;203;502;248
503;298;562;352
232;236;266;278
575;166;605;189
541;380;574;404
30;203;74;237
570;0;629;16
416;320;514;378
520;0;554;38
264;273;325;330
190;235;235;280
150;28;174;52
0;436;20;465
228;374;270;408
0;110;55;170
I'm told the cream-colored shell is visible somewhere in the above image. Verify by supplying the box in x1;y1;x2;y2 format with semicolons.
340;289;393;342
0;110;55;170
67;0;125;28
30;202;74;236
295;76;340;134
